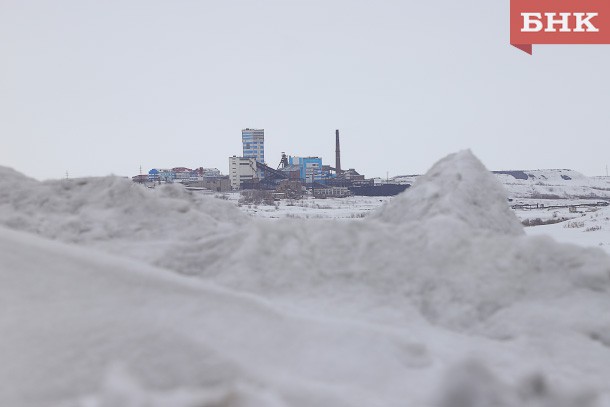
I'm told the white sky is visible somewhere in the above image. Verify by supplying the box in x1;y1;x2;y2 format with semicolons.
1;0;609;180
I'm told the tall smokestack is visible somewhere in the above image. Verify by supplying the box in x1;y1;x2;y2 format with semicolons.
335;129;341;175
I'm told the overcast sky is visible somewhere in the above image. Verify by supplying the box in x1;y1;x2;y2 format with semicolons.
1;0;609;180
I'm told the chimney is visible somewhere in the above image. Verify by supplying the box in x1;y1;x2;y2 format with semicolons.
335;129;341;175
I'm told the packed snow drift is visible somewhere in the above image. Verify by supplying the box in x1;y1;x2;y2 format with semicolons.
1;150;610;407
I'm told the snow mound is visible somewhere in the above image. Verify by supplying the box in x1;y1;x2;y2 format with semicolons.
0;171;246;246
2;152;610;406
374;150;523;236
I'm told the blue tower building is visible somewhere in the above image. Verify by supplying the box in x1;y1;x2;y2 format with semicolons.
242;128;264;164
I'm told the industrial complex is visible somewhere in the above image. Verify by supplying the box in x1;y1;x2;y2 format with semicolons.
133;129;409;198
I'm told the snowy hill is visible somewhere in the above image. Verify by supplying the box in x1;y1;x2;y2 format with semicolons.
2;152;610;406
494;170;610;199
394;169;610;200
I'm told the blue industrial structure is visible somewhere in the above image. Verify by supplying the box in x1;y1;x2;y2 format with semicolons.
288;156;332;184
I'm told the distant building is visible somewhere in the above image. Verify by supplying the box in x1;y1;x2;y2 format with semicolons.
144;167;223;184
187;176;231;192
148;169;159;182
242;128;265;164
159;169;176;182
229;156;258;190
190;167;222;181
132;174;148;183
314;186;351;198
289;156;331;184
172;167;192;182
201;168;221;178
147;168;176;183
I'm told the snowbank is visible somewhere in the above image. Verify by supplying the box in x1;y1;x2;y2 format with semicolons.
2;151;610;406
0;174;247;265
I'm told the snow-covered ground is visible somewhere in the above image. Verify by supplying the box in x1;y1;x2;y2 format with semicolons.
2;151;610;406
221;193;391;220
523;206;610;254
